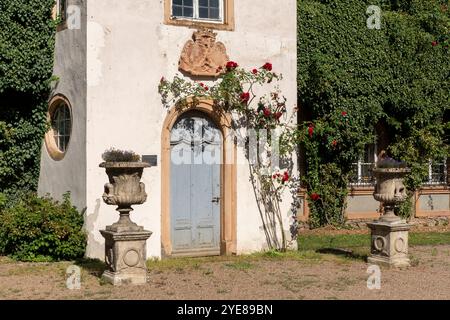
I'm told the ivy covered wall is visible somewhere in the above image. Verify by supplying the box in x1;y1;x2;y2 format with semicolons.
0;1;56;201
297;0;449;226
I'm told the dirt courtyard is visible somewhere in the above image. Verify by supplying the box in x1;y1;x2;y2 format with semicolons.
1;244;450;300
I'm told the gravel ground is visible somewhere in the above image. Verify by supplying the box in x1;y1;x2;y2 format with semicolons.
1;244;450;300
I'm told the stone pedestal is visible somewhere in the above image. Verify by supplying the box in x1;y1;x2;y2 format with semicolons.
367;220;411;268
100;229;152;285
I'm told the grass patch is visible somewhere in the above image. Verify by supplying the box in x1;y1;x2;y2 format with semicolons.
140;231;449;274
0;256;15;265
298;232;450;251
146;250;324;273
146;250;328;273
147;257;208;271
75;258;107;277
252;249;323;261
217;288;230;294
410;232;450;246
298;234;370;251
225;261;254;270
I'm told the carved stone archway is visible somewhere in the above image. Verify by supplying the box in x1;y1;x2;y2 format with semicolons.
161;100;237;257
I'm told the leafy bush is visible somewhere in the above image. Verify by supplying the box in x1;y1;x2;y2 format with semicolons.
0;193;7;210
0;1;56;200
0;192;87;262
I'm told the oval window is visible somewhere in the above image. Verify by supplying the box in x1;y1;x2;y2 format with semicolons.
45;95;72;160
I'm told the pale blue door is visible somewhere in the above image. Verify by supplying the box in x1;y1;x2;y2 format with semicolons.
170;112;222;256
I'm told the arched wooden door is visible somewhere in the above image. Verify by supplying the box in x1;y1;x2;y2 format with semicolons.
170;111;222;256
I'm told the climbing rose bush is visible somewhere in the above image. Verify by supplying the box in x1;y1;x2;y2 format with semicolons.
159;62;300;251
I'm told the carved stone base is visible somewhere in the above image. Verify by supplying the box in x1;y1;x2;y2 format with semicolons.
101;269;148;286
367;220;411;268
100;229;152;286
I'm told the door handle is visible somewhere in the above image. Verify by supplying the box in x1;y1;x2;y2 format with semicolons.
212;197;221;203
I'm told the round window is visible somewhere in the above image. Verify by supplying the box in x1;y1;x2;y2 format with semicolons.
45;95;72;160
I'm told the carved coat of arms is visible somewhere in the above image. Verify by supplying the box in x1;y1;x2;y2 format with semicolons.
179;28;229;77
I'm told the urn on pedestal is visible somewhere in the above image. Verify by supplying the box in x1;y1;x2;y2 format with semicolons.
367;159;412;268
99;149;152;285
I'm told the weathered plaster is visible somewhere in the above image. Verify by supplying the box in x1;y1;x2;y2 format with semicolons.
38;0;87;212
40;0;298;259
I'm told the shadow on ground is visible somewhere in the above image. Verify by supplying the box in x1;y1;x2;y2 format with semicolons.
316;248;368;262
75;258;107;277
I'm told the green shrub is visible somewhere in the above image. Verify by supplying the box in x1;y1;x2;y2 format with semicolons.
0;193;6;210
0;192;87;262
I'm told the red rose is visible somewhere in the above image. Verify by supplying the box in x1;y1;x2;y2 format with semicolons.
204;86;209;91
341;111;347;116
282;171;289;182
226;61;238;70
252;69;258;74
199;82;204;87
310;193;320;201
432;41;438;47
262;62;273;71
308;124;314;138
275;112;283;120
263;108;271;117
331;140;337;147
240;92;250;104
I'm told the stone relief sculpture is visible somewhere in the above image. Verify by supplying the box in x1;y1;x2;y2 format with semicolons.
179;28;230;77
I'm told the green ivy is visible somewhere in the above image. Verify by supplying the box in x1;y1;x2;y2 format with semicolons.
0;0;56;201
298;0;449;226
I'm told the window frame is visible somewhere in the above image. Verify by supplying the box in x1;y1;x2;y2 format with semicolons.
424;159;448;186
51;104;71;153
349;143;378;187
45;94;73;161
164;0;235;31
54;0;68;32
172;0;224;24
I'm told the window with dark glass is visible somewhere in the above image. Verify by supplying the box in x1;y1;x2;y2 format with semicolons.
424;159;447;185
57;0;67;22
172;0;223;21
172;0;194;18
350;143;377;186
198;0;220;20
51;102;71;153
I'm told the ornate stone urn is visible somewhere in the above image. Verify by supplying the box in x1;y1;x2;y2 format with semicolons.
99;160;152;285
373;168;410;223
368;166;412;268
100;162;150;232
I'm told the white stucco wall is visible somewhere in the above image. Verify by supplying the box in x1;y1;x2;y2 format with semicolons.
37;0;297;259
38;0;87;212
83;0;297;259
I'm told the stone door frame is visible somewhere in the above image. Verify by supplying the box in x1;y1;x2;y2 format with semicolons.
161;100;237;257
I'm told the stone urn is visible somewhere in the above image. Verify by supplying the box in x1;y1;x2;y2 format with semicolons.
100;161;150;232
372;167;410;223
367;167;411;268
99;161;152;285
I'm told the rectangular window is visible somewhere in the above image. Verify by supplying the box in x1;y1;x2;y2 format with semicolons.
424;159;447;186
57;0;67;22
165;0;233;30
350;144;377;187
170;0;225;23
